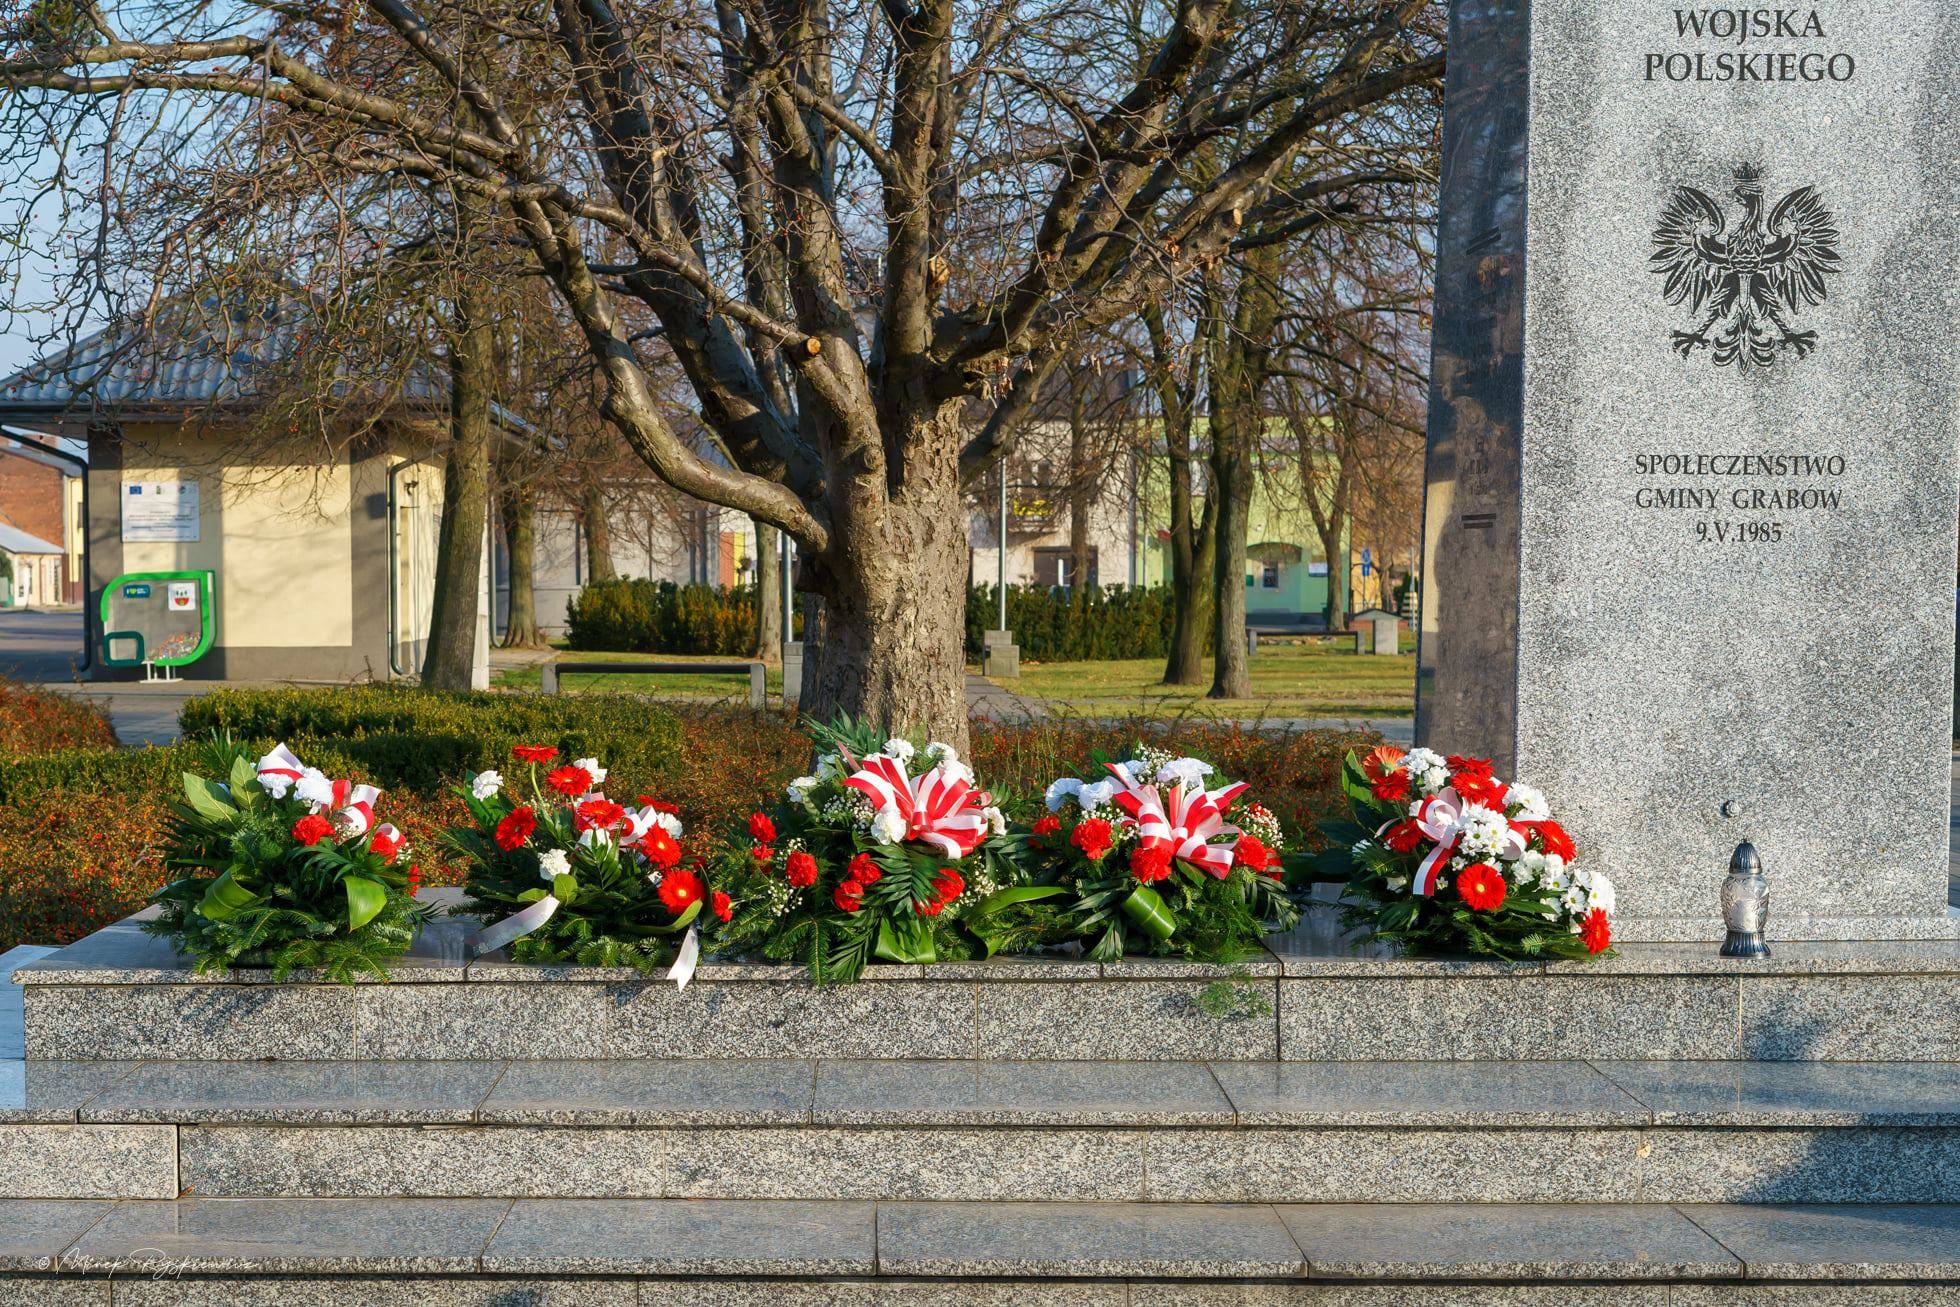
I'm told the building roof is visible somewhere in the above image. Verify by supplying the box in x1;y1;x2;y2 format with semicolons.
0;436;84;476
0;522;63;555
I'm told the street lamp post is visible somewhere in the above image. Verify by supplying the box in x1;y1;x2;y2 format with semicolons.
982;460;1019;679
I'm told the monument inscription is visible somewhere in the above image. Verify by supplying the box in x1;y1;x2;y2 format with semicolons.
1417;0;1958;940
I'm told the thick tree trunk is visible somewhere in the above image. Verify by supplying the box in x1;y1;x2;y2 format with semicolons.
1162;458;1214;685
801;411;971;752
1207;441;1253;699
581;485;616;582
500;482;546;648
423;285;493;691
1317;508;1350;632
755;519;782;662
1067;394;1093;591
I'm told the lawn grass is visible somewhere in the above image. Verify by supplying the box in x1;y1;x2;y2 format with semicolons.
493;648;783;700
996;635;1414;720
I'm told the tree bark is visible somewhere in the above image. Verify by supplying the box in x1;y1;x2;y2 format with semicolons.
423;277;493;690
581;484;616;582
499;481;546;648
1317;507;1350;632
1205;250;1282;700
755;518;782;662
1206;430;1253;699
1067;390;1093;591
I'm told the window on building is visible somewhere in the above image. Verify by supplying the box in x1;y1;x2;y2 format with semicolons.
1261;561;1281;589
1032;546;1097;589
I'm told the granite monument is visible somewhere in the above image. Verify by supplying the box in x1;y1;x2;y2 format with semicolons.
1417;0;1959;940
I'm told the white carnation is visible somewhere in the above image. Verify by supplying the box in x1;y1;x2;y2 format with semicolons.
469;770;503;800
1515;850;1546;883
935;758;975;785
925;741;958;764
881;738;916;764
983;805;1006;836
1155;757;1214;789
578;826;613;849
1044;778;1083;811
786;775;819;802
1541;853;1569;890
814;752;842;780
1404;747;1445;774
538;849;571;880
573;757;607;786
1077;779;1117;812
1504;782;1550;822
650;811;683;838
870;803;908;844
293;769;335;808
1418;766;1450;795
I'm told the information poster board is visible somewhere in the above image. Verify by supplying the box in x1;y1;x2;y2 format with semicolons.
121;480;200;543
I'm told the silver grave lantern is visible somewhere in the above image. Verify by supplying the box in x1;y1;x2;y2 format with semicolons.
1719;841;1771;959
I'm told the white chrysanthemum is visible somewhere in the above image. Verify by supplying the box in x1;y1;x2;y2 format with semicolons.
1585;872;1616;915
870;803;908;844
786;775;819;802
573;757;608;786
983;805;1006;836
1156;757;1214;788
1456;804;1512;859
925;741;958;764
293;769;335;808
1077;779;1117;812
1540;853;1569;890
881;738;916;763
1503;781;1550;822
538;848;571;880
1560;883;1588;914
469;770;503;800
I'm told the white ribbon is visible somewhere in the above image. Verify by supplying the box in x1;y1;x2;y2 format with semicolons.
665;923;701;989
468;896;560;956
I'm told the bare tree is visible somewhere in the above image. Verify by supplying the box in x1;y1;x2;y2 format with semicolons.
2;0;1442;744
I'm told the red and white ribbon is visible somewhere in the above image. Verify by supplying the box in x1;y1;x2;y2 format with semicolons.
842;752;988;859
321;779;381;837
1106;763;1248;879
1403;787;1527;896
255;744;306;792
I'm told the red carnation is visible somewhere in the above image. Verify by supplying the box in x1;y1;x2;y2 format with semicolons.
751;844;774;862
834;879;865;913
1130;843;1173;884
1233;834;1272;872
913;897;944;917
291;813;335;847
710;890;733;923
575;797;626;832
494;806;538;851
1071;817;1114;862
1031;814;1061;838
785;850;819;888
512;745;558;764
657;867;703;914
748;812;777;842
1522;819;1577;863
546;765;594;798
932;869;965;904
1457;861;1507;911
1383;819;1425;853
1582;907;1612;954
642;828;683;870
848;852;882;885
369;828;403;860
406;863;421;898
1369;770;1411;802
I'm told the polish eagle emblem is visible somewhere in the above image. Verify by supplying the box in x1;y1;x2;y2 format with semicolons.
1650;163;1841;368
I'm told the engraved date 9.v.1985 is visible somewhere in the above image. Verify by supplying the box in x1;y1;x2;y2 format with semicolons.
1650;162;1841;369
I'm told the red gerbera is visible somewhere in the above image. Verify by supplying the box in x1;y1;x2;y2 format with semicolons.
785;850;819;888
494;806;538;851
640;798;679;814
848;852;882;885
1370;770;1412;802
747;812;777;842
1031;814;1061;838
1233;834;1272;872
710;890;733;923
1130;843;1173;883
575;797;626;832
1447;756;1506;807
932;869;964;904
1383;819;1425;853
1457;861;1507;911
1581;907;1612;954
546;765;594;797
291;814;335;847
642;828;683;870
834;879;865;913
512;744;558;764
1521;819;1577;863
1071;817;1114;862
657;867;703;914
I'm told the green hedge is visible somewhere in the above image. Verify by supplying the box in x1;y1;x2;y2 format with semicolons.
176;687;685;794
965;584;1179;661
566;580;763;654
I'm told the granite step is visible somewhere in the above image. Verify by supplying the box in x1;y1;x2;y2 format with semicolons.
2;1057;1956;1204
0;1196;1956;1302
16;901;1960;1062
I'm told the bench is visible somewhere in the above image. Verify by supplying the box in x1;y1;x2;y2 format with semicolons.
1245;626;1363;656
540;659;768;708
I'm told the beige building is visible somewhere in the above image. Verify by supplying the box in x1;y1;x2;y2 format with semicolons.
0;302;488;684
